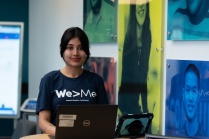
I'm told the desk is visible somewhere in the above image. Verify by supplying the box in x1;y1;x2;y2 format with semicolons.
20;134;51;139
20;134;144;139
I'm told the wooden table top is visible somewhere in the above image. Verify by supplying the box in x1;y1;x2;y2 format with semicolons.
20;134;144;139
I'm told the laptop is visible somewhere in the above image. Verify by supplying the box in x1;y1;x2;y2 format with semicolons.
55;104;118;139
145;134;191;139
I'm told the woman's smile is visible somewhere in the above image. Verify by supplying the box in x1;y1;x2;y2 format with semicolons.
71;57;81;62
138;9;145;17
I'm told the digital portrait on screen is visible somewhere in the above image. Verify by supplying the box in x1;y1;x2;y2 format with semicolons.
167;0;209;40
83;57;116;104
83;0;117;43
165;59;209;138
118;0;163;134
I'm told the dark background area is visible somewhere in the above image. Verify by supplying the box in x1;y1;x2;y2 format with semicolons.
0;0;28;137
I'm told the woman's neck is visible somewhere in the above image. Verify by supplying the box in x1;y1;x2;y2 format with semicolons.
61;66;83;78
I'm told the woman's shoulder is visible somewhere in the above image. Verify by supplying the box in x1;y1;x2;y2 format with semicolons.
41;70;61;80
83;70;103;79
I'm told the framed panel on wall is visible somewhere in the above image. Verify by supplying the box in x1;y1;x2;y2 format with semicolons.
83;0;117;43
165;59;209;138
118;0;164;134
167;0;209;40
83;56;116;104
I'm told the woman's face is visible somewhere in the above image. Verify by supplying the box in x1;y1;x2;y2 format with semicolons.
63;37;87;68
135;4;147;26
186;0;201;15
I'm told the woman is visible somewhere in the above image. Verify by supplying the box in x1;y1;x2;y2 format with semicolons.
36;27;109;136
119;2;151;115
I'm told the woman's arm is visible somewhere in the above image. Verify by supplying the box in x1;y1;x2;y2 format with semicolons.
38;110;56;136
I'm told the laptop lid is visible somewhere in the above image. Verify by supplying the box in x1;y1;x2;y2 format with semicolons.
55;105;118;139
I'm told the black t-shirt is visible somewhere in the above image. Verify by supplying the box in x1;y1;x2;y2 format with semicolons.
36;70;109;125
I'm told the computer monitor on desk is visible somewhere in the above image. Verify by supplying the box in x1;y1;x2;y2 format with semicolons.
20;98;37;113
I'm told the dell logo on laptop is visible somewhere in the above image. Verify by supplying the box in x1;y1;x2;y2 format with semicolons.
83;120;90;127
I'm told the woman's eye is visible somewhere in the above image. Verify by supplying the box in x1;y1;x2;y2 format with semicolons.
66;46;73;50
69;47;73;50
78;47;83;50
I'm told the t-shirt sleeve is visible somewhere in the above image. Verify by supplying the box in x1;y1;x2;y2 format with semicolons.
97;75;109;104
36;75;53;115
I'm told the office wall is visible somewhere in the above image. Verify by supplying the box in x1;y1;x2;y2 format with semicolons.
162;0;209;133
29;0;209;134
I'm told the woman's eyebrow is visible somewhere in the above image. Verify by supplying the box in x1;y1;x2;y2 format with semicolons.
67;43;82;46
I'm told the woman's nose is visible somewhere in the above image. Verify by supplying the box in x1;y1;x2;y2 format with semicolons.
73;48;78;55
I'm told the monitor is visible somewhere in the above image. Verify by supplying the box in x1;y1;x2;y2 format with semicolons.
0;21;24;119
20;98;37;113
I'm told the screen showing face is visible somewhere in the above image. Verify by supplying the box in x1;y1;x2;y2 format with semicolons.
0;22;23;118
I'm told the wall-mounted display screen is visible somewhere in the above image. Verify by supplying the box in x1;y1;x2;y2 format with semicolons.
167;0;209;40
83;0;117;43
165;59;209;138
0;22;24;119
